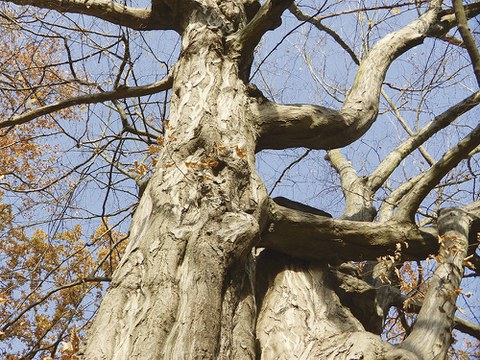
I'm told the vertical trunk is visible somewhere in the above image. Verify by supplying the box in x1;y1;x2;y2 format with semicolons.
255;251;411;359
400;208;471;359
81;3;473;359
84;4;267;358
255;251;364;359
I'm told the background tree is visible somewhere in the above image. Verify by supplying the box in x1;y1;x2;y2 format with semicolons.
0;0;479;359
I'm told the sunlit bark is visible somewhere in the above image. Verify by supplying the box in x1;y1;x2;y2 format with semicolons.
0;0;479;359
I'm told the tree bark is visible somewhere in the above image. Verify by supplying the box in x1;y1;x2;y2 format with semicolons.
22;1;473;358
84;3;269;358
400;208;472;359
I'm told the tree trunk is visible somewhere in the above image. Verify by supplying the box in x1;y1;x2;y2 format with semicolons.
84;4;267;358
80;2;477;359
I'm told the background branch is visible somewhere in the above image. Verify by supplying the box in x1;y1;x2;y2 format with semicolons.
1;74;173;128
368;92;480;192
395;123;480;222
0;0;173;30
453;0;480;87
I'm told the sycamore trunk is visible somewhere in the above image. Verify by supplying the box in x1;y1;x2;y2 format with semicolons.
85;6;267;359
81;3;472;359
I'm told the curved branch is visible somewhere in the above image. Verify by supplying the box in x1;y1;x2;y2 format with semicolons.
259;198;439;262
326;149;375;221
395;123;480;222
252;6;437;151
0;74;173;128
252;3;480;152
453;0;480;87
0;0;177;30
377;174;422;222
231;0;293;55
229;0;293;79
367;91;480;192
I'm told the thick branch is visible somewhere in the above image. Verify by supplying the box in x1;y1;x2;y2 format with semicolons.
231;0;293;54
454;316;480;340
377;174;422;222
228;0;292;79
1;0;174;30
252;102;358;151
368;91;480;192
465;200;480;218
395;123;480;222
259;198;439;262
401;208;471;358
453;0;480;87
253;4;480;152
326;149;376;221
253;7;438;151
1;74;173;128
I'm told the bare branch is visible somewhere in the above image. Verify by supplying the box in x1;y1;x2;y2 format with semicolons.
368;91;480;192
401;208;471;358
259;198;439;262
395;123;480;222
377;174;422;222
326;149;375;221
252;3;480;152
289;4;360;65
1;74;173;128
252;6;459;152
0;0;174;30
230;0;293;54
381;89;435;166
454;316;480;340
453;0;480;87
269;149;311;195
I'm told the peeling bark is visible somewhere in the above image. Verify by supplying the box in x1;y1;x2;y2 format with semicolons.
260;198;439;262
84;4;269;358
4;0;478;358
400;208;472;359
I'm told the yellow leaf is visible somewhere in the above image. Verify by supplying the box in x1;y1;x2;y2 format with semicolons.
61;341;74;352
366;20;372;25
391;8;401;14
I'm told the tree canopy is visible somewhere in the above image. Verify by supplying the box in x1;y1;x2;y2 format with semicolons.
0;1;479;359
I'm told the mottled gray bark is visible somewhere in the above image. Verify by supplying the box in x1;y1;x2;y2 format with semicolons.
2;0;479;359
400;208;473;359
84;3;269;358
